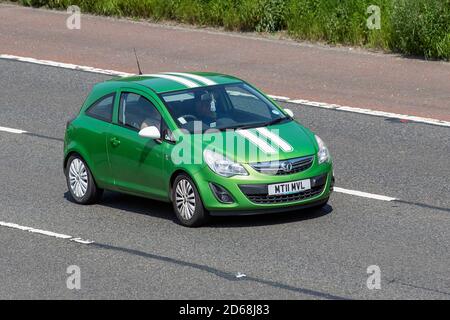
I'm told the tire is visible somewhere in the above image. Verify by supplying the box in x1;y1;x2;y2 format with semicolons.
171;174;208;227
65;154;103;204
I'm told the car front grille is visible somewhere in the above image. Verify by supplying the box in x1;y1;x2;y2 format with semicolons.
250;155;314;175
239;174;327;204
245;185;324;204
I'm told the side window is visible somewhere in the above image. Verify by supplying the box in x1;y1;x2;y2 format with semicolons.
119;93;162;131
225;85;271;119
85;94;114;122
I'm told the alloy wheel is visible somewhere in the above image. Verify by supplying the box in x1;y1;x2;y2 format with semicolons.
175;179;196;220
69;158;88;198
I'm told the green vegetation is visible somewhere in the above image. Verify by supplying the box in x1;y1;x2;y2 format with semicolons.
14;0;450;60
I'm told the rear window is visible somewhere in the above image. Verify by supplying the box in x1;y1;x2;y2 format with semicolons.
85;94;115;122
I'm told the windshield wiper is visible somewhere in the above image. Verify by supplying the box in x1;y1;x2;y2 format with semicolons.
263;117;290;127
217;122;264;131
217;117;290;131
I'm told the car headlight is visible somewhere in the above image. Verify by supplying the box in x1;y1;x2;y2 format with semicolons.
203;149;248;177
315;135;330;164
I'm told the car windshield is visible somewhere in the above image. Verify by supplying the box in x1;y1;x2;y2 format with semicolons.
160;83;290;133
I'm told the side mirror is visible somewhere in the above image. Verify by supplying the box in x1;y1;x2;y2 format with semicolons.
139;126;161;140
284;108;294;118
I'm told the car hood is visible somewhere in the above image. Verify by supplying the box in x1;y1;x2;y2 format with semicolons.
197;120;318;164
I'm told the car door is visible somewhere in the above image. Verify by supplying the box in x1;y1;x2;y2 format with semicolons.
107;89;168;200
81;92;116;187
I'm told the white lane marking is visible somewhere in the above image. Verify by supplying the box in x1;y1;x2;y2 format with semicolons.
144;73;199;88
0;126;27;134
237;129;277;154
0;54;132;77
164;72;217;86
0;221;94;244
334;187;397;201
256;127;293;152
70;237;95;244
269;96;450;128
0;124;399;202
1;54;449;127
268;94;291;101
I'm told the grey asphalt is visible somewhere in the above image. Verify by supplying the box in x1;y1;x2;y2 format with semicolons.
0;59;449;299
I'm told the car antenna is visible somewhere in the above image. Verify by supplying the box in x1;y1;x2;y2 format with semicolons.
133;48;143;75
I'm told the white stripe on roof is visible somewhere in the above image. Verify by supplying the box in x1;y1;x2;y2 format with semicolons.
164;72;217;86
144;74;200;88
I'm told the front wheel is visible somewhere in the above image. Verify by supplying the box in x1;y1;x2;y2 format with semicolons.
65;155;103;204
172;174;208;227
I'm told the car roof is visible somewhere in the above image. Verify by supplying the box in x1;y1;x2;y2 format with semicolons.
105;72;243;94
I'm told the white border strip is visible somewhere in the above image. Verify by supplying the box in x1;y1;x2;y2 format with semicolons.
1;54;449;127
269;96;450;128
0;54;427;204
0;126;27;134
0;221;94;244
0;54;132;77
334;187;397;201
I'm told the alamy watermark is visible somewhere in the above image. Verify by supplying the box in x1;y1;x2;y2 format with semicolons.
367;5;381;30
366;265;381;290
66;5;81;30
66;265;81;290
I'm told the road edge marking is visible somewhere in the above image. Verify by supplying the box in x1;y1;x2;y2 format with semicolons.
274;97;450;128
0;54;132;77
1;53;449;128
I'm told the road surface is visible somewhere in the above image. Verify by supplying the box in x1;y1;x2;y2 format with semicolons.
0;59;449;299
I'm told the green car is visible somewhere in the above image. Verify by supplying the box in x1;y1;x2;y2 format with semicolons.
64;72;334;226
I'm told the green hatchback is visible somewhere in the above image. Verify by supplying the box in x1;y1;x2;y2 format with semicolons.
64;72;334;226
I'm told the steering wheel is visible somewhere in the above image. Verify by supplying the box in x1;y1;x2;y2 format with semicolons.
179;115;198;122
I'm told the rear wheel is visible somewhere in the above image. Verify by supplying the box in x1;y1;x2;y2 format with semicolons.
65;155;103;204
172;174;207;227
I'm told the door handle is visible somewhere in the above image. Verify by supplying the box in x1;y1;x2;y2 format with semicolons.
110;137;121;147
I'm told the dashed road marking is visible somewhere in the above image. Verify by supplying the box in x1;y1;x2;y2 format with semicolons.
0;125;27;134
334;187;397;201
0;125;399;202
0;221;94;244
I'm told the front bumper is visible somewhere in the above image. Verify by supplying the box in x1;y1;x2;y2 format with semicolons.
209;196;330;216
192;160;333;215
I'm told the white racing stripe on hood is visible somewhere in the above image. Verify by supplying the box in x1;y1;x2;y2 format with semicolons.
256;127;293;152
144;74;199;88
164;72;217;86
237;129;277;154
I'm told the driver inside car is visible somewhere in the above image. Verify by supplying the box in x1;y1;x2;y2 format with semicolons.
194;91;217;128
139;96;161;130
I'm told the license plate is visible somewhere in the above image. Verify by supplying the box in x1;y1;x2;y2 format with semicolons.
268;179;311;196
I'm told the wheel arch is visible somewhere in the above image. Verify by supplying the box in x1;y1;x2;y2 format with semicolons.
169;169;202;203
63;149;100;188
64;151;81;170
